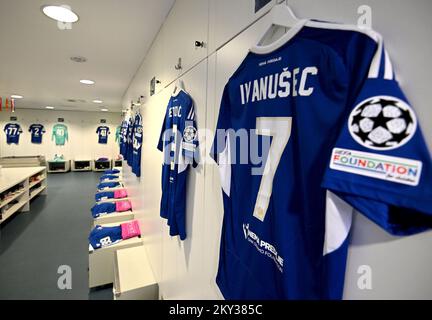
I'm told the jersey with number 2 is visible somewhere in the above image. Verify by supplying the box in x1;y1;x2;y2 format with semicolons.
29;124;46;144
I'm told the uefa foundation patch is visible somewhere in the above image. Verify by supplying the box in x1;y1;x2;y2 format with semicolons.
330;148;422;186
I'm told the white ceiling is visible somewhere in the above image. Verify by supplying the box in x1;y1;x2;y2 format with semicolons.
0;0;174;113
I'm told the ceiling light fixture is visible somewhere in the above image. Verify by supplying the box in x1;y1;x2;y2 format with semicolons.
101;108;109;112
46;106;55;109
42;5;79;23
80;79;95;85
70;56;87;63
11;95;23;99
93;100;103;104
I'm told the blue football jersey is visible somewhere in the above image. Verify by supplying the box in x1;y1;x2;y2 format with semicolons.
132;112;143;177
4;123;23;144
89;225;122;249
95;191;115;202
91;202;117;218
96;126;110;144
210;20;432;300
97;181;121;191
157;89;199;240
126;116;134;166
29;124;46;144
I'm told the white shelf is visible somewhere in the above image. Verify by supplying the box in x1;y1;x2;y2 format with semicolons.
0;167;47;224
92;160;112;172
29;176;46;189
100;179;122;184
1;200;27;223
89;221;143;288
97;185;124;192
93;210;134;226
47;160;71;173
114;246;158;300
0;167;45;193
72;160;92;172
30;185;47;200
0;188;27;209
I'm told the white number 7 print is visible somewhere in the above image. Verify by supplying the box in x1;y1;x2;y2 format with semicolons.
253;117;292;222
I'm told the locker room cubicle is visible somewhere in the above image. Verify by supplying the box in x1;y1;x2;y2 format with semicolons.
122;0;432;299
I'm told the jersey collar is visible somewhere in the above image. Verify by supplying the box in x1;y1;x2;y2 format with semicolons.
172;87;185;97
250;19;308;55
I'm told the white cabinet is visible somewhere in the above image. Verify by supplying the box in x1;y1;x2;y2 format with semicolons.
0;167;47;224
89;223;143;289
47;160;71;173
93;211;134;227
113;246;158;300
72;160;92;172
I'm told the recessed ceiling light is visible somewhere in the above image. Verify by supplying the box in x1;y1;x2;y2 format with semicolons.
93;100;103;104
42;5;79;23
46;106;55;109
80;79;95;85
70;56;87;63
11;95;23;99
101;108;109;112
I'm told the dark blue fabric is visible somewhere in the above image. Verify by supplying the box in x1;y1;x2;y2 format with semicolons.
89;225;122;249
95;191;115;202
210;23;432;300
91;202;116;218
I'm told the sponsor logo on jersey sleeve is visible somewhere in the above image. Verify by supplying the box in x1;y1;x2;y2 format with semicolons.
330;148;422;186
348;96;417;150
183;126;197;142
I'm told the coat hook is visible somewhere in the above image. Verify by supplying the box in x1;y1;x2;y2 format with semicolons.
174;57;182;70
195;40;205;48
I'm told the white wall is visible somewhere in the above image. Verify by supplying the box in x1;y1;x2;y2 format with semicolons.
0;109;121;161
123;0;432;299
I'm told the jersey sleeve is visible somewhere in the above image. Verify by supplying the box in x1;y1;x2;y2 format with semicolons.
157;109;168;152
322;34;432;236
182;101;199;166
18;125;22;133
28;125;32;133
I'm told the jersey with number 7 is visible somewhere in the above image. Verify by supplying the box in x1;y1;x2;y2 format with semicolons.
210;20;432;300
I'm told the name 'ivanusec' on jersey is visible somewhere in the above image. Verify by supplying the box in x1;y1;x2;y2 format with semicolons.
239;65;318;104
210;19;432;300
